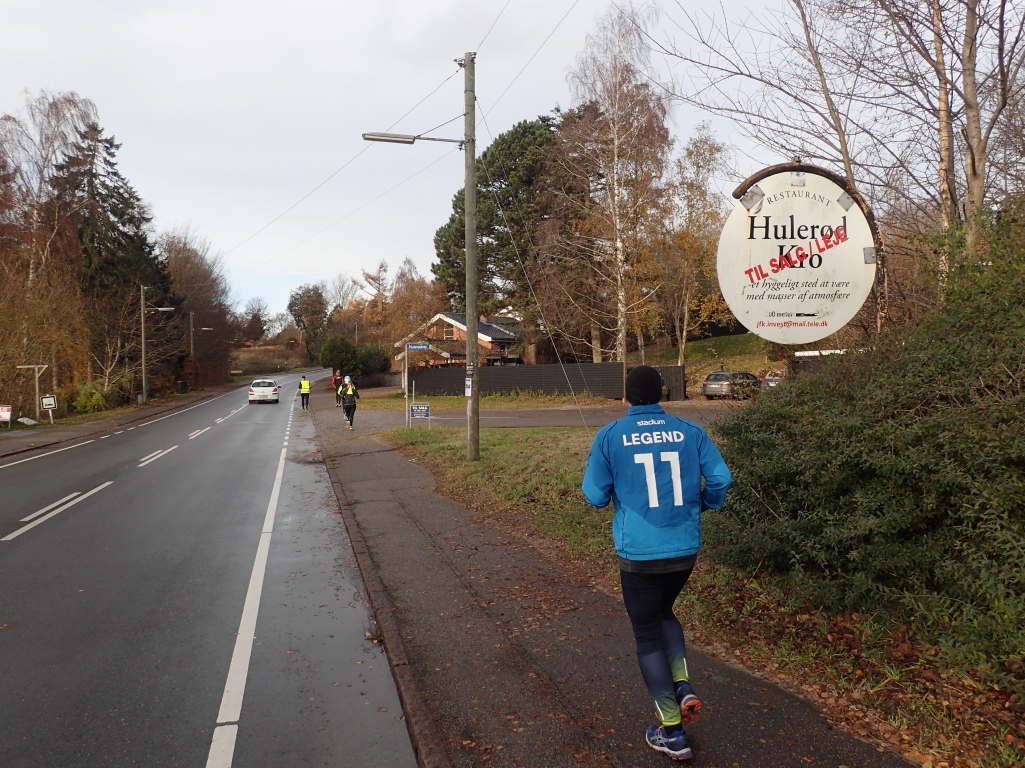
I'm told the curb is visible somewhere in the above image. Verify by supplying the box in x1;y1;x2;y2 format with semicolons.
321;458;453;768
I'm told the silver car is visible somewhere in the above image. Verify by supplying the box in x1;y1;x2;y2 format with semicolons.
248;379;279;404
700;371;761;400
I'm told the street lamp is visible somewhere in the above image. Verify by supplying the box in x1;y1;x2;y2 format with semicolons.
363;51;479;460
140;285;174;404
189;311;214;389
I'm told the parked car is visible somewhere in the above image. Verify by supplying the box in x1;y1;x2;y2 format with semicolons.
700;370;761;400
248;379;280;404
761;370;787;389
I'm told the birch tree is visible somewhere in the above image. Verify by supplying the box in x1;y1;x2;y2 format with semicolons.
552;5;674;363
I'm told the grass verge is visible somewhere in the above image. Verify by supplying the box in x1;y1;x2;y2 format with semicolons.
362;390;613;411
387;425;1022;768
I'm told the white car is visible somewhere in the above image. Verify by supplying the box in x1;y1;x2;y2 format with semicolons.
248;379;280;404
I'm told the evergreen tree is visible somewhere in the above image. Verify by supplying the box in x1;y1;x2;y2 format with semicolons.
50;122;178;395
432;117;555;315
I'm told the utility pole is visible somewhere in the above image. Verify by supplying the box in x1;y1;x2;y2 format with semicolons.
462;51;479;461
141;285;148;404
140;286;175;404
361;50;479;460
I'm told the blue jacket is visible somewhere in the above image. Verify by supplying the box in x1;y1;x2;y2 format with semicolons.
582;404;732;562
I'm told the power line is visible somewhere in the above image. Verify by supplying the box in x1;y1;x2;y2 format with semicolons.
476;0;514;51
231;146;460;281
223;67;462;257
476;103;595;431
483;0;583;118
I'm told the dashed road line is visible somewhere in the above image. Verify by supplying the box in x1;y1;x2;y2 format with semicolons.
3;482;113;541
138;446;178;467
21;492;81;522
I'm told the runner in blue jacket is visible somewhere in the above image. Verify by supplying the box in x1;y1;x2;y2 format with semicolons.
582;365;732;761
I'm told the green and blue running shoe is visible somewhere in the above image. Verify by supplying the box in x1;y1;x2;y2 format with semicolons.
645;724;693;760
675;680;702;723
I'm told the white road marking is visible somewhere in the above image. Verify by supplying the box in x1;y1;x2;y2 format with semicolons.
205;443;288;766
188;429;202;438
0;440;95;471
100;435;111;439
21;492;81;522
140;450;162;462
127;427;135;431
115;431;124;434
3;482;113;541
136;389;236;428
138;446;178;467
205;724;239;768
189;427;211;440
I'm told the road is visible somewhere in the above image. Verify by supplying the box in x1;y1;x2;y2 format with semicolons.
0;371;415;768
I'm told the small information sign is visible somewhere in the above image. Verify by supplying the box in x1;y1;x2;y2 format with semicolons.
0;405;12;427
41;395;57;411
409;403;431;428
464;377;473;397
406;343;429;351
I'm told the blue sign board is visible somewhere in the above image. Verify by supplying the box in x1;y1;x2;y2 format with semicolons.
406;343;429;351
410;404;430;418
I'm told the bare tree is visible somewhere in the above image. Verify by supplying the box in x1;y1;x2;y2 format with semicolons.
655;0;1025;253
546;4;675;363
656;125;731;365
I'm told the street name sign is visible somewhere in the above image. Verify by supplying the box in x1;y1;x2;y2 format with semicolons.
717;163;878;344
406;343;429;351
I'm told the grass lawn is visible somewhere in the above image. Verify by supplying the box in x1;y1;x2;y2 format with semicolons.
387;425;1019;768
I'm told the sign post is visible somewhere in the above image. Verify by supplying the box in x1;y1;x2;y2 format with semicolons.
717;163;879;345
410;403;431;429
40;395;57;425
405;343;429;428
16;365;48;422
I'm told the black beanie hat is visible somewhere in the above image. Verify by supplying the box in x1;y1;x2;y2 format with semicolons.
626;365;662;405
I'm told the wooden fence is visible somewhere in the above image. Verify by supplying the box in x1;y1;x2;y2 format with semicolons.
405;363;688;400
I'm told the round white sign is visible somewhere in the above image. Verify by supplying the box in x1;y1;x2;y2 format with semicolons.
717;167;877;344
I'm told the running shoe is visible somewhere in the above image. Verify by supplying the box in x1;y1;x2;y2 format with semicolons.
645;724;692;760
675;681;701;724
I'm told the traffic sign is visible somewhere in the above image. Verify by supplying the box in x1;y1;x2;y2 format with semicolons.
40;395;57;411
406;343;429;351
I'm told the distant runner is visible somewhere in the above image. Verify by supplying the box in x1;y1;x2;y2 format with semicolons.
339;375;359;430
298;375;311;412
582;365;732;761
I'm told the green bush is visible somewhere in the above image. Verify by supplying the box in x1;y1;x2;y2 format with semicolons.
71;382;111;414
320;336;362;379
710;211;1025;670
359;344;391;376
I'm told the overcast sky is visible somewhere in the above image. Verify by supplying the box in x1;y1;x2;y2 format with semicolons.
2;0;754;316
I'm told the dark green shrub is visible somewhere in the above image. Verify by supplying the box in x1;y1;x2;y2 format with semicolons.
320;336;362;379
711;211;1025;668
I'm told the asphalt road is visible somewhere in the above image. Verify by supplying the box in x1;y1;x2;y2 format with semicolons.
0;371;415;768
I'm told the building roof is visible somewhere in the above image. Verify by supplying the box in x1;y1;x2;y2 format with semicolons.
441;313;519;342
393;312;521;349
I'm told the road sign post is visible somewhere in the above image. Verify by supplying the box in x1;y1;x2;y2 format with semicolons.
40;395;57;425
410;403;431;429
405;343;429;428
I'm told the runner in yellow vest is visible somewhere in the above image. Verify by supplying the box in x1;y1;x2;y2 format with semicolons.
338;375;359;429
298;376;311;411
